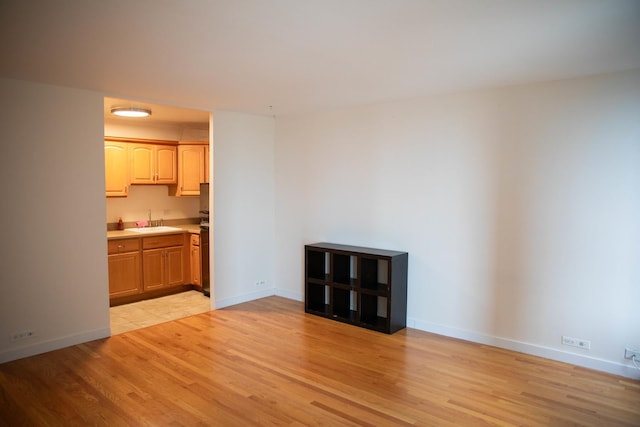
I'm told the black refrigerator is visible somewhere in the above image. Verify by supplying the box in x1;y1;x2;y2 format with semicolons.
199;183;210;297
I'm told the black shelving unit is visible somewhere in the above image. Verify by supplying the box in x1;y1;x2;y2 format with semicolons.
305;242;408;334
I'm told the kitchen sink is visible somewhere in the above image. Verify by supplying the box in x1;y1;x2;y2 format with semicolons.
125;226;183;233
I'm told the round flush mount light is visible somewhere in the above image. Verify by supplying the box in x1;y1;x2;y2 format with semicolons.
110;106;152;118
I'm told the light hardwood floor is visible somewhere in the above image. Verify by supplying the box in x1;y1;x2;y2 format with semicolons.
1;296;639;426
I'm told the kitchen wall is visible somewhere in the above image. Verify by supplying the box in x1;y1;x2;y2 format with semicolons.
105;185;199;225
104;120;203;224
105;120;187;140
274;69;640;378
0;78;110;362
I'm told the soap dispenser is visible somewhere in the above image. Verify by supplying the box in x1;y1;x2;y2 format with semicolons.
117;217;124;230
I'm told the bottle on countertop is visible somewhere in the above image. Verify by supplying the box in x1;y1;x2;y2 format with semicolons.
117;217;124;230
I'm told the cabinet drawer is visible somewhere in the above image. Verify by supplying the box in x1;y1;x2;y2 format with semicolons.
190;234;200;246
108;238;141;254
143;233;184;249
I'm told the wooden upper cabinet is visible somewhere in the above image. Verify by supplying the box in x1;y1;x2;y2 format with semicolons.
156;145;177;183
129;144;153;184
104;141;129;197
129;143;177;185
171;145;205;196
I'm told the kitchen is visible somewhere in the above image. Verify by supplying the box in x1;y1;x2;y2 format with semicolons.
104;97;213;333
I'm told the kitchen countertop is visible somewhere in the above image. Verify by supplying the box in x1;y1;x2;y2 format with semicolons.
107;223;203;240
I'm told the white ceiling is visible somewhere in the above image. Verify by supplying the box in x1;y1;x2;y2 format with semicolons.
1;0;639;117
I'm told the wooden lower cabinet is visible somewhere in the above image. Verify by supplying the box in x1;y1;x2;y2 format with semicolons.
190;233;201;290
108;252;141;298
166;246;186;286
142;234;185;291
141;248;164;291
108;238;142;299
109;233;191;305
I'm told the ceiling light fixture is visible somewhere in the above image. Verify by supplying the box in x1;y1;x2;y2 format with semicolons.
111;106;152;118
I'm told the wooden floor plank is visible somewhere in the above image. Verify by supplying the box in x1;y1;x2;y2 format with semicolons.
1;296;639;426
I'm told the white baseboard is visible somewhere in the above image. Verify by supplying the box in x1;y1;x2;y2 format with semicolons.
0;327;111;364
215;288;303;309
275;288;303;301
214;288;276;309
407;318;640;380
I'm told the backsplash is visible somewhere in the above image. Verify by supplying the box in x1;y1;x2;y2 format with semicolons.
106;185;200;224
106;217;200;231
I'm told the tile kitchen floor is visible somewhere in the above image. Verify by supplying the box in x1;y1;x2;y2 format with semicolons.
110;290;211;335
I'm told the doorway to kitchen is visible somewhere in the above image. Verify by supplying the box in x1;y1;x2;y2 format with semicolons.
104;97;214;334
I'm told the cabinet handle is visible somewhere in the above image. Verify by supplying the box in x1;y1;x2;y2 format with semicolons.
117;244;124;248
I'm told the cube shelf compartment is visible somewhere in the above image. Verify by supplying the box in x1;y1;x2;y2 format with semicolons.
304;242;408;334
306;282;329;314
307;249;328;281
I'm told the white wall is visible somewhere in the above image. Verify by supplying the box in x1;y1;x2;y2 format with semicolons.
213;111;276;307
105;119;185;141
0;78;110;362
274;69;640;378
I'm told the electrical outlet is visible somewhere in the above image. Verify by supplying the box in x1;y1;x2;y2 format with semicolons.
255;280;266;287
11;330;35;342
562;335;591;350
624;348;640;360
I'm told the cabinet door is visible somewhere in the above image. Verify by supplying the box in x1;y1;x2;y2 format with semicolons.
155;146;177;184
177;145;205;196
104;142;128;197
108;252;141;298
129;144;155;184
191;239;201;288
165;246;185;286
143;248;165;290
